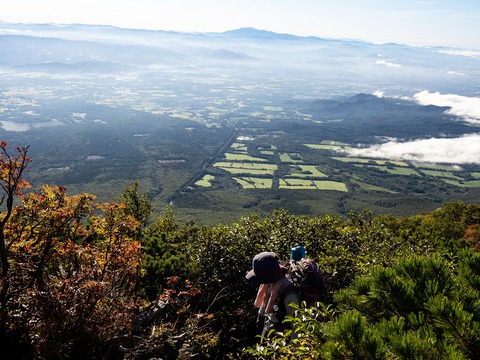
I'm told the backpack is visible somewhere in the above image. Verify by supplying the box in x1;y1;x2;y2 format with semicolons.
285;258;326;307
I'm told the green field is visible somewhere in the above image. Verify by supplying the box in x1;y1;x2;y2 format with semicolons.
279;178;348;191
230;143;248;152
305;144;354;151
195;174;215;187
412;162;463;171
213;162;277;170
224;153;268;162
233;177;273;189
313;180;348;191
218;168;274;176
287;165;328;178
442;179;480;187
322;140;349;145
279;153;303;163
420;169;463;179
351;180;398;193
333;157;409;166
356;165;420;176
279;179;317;189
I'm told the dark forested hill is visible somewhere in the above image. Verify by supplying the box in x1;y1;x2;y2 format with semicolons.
287;93;472;142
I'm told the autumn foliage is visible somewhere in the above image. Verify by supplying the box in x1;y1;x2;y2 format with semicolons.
0;142;144;358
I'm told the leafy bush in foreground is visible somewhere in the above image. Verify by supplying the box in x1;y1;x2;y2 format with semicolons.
2;186;143;358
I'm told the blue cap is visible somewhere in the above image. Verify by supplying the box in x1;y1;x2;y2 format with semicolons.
290;246;306;261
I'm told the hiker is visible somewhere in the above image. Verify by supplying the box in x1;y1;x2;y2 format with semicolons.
245;252;299;338
286;245;327;306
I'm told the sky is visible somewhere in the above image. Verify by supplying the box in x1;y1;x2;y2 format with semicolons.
1;0;480;49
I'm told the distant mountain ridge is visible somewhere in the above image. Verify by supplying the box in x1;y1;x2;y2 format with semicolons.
1;20;478;94
0;20;427;48
0;21;331;42
218;27;317;41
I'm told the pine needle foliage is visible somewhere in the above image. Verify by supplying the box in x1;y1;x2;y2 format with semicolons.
332;252;480;359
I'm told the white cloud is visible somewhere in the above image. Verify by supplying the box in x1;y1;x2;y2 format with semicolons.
375;59;401;67
447;70;465;76
0;121;30;131
345;134;480;164
413;90;480;124
437;49;480;58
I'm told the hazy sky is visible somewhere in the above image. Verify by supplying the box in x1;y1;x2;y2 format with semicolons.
2;0;479;49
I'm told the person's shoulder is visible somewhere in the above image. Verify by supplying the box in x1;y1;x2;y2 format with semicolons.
279;276;297;296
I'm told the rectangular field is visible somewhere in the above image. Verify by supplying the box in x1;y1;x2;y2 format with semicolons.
412;162;463;171
355;165;420;176
279;153;303;163
214;162;277;170
233;177;273;189
218;168;274;176
420;169;463;179
305;144;354;151
333;157;408;166
279;179;348;192
443;179;480;188
287;165;328;178
224;153;268;162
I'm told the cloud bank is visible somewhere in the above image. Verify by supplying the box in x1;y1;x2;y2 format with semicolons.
346;91;480;164
375;59;401;68
437;50;480;59
347;134;480;164
413;91;480;124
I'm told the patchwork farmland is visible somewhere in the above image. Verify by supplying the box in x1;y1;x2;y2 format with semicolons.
194;138;480;193
196;139;350;191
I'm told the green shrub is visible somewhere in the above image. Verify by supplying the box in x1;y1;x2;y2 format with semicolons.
141;208;198;298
